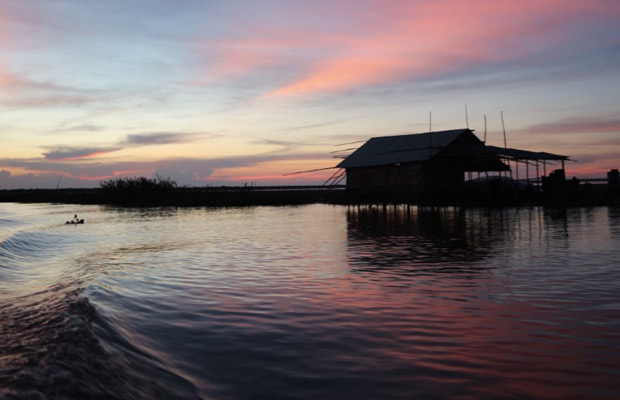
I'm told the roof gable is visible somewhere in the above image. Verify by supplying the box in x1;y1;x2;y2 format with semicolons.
337;129;477;169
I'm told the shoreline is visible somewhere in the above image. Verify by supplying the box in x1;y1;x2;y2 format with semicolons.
1;184;619;208
0;186;349;207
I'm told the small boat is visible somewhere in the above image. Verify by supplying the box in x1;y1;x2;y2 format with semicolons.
66;219;84;224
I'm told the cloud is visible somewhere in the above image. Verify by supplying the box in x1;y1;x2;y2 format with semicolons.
2;1;619;188
252;138;339;154
39;131;204;162
0;68;106;108
0;148;334;188
275;119;346;133
0;70;18;89
194;0;619;98
58;124;106;132
525;117;620;134
42;146;121;160
124;132;197;146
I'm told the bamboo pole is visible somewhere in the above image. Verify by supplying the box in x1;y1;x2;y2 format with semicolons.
501;111;507;148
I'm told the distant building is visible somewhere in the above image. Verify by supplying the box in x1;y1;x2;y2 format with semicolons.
337;129;509;195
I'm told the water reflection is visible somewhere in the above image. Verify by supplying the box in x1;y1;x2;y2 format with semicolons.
609;207;620;237
346;206;511;274
3;203;620;399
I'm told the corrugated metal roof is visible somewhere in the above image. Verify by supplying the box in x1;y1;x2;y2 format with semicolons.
337;129;470;169
485;145;569;161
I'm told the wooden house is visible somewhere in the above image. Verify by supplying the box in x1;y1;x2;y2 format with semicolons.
337;129;509;194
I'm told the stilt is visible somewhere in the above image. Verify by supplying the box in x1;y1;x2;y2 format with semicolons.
536;161;540;191
526;161;530;183
516;160;519;182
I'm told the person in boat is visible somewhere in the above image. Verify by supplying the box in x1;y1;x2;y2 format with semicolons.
67;214;83;224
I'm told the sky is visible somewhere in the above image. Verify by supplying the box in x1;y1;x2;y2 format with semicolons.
1;0;619;188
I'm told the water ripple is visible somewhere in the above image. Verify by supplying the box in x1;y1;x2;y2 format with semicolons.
1;204;619;399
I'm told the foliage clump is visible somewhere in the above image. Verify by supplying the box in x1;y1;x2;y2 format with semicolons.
100;175;177;205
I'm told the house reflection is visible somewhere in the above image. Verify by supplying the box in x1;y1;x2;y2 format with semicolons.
345;205;513;274
608;207;620;238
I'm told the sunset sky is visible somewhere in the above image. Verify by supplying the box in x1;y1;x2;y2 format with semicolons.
1;0;619;188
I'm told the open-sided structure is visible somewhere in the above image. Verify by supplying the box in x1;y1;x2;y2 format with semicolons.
484;145;570;182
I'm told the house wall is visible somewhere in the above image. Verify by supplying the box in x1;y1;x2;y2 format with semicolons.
346;160;465;194
346;163;425;193
424;159;464;190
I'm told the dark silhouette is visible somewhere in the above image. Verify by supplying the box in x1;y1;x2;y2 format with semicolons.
66;214;84;224
99;175;177;206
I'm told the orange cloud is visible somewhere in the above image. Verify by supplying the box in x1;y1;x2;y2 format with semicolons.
270;58;410;97
196;35;313;84
0;70;18;89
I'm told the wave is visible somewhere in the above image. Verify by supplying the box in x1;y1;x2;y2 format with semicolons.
0;220;200;399
0;218;21;228
0;230;67;261
0;285;200;399
0;230;67;285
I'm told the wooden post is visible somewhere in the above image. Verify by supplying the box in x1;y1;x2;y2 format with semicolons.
526;161;530;183
536;161;540;191
501;111;507;149
516;160;519;182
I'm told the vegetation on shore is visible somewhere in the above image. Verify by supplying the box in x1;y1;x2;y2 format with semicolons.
100;176;178;206
100;175;177;192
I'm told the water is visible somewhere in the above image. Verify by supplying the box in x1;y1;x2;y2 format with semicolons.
1;203;619;399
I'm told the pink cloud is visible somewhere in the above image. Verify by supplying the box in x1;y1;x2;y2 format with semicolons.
272;0;609;96
195;35;320;85
0;70;11;88
197;0;619;97
0;3;37;51
197;40;278;82
0;70;23;89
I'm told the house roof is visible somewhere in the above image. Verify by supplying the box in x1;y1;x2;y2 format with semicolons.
336;129;473;169
485;145;569;161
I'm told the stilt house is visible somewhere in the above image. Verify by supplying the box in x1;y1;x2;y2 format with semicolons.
337;129;509;194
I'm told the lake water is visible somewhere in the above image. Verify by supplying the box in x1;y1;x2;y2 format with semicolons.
1;203;619;399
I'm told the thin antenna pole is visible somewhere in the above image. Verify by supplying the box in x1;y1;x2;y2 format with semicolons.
55;176;62;190
465;105;469;129
429;111;432;132
484;115;487;143
501;111;507;149
283;166;337;176
429;111;434;157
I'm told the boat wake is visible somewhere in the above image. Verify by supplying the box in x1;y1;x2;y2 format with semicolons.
0;286;200;399
0;224;200;399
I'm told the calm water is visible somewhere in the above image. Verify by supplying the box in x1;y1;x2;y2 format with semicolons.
1;203;619;399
